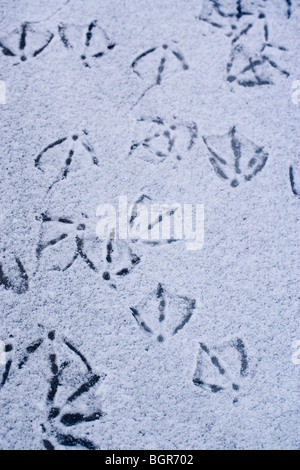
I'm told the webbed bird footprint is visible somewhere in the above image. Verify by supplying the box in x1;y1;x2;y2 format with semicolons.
35;130;99;192
36;212;103;273
203;126;268;187
129;116;197;164
193;337;249;402
130;283;196;343
36;212;140;286
15;329;105;450
227;41;289;87
131;42;189;104
58;20;115;68
0;23;54;64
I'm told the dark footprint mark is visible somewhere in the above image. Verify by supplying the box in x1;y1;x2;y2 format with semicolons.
193;337;249;403
0;23;53;64
286;0;292;19
15;328;105;450
203;126;268;187
130;283;196;342
18;338;44;369
0;255;29;294
56;433;97;450
35;130;99;192
60;411;103;427
36;212;101;273
67;374;101;403
289;165;300;197
236;338;248;377
0;339;14;392
131;43;189;105
129;116;198;163
102;239;140;288
198;1;293;31
58;20;115;68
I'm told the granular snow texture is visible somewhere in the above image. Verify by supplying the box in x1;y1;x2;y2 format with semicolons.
0;0;299;450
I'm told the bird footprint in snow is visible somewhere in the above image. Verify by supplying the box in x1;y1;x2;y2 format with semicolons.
193;337;249;403
58;20;115;68
129;116;197;164
130;283;196;343
203;126;268;187
36;212;102;273
35;130;99;192
0;23;54;64
12;328;105;450
131;42;189;105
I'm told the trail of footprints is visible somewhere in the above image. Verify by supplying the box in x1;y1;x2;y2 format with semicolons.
0;122;295;295
0;1;297;450
198;0;291;86
0;326;250;449
0;20;115;68
0;5;293;88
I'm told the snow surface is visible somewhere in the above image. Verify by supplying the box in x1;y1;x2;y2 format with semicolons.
0;0;299;450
